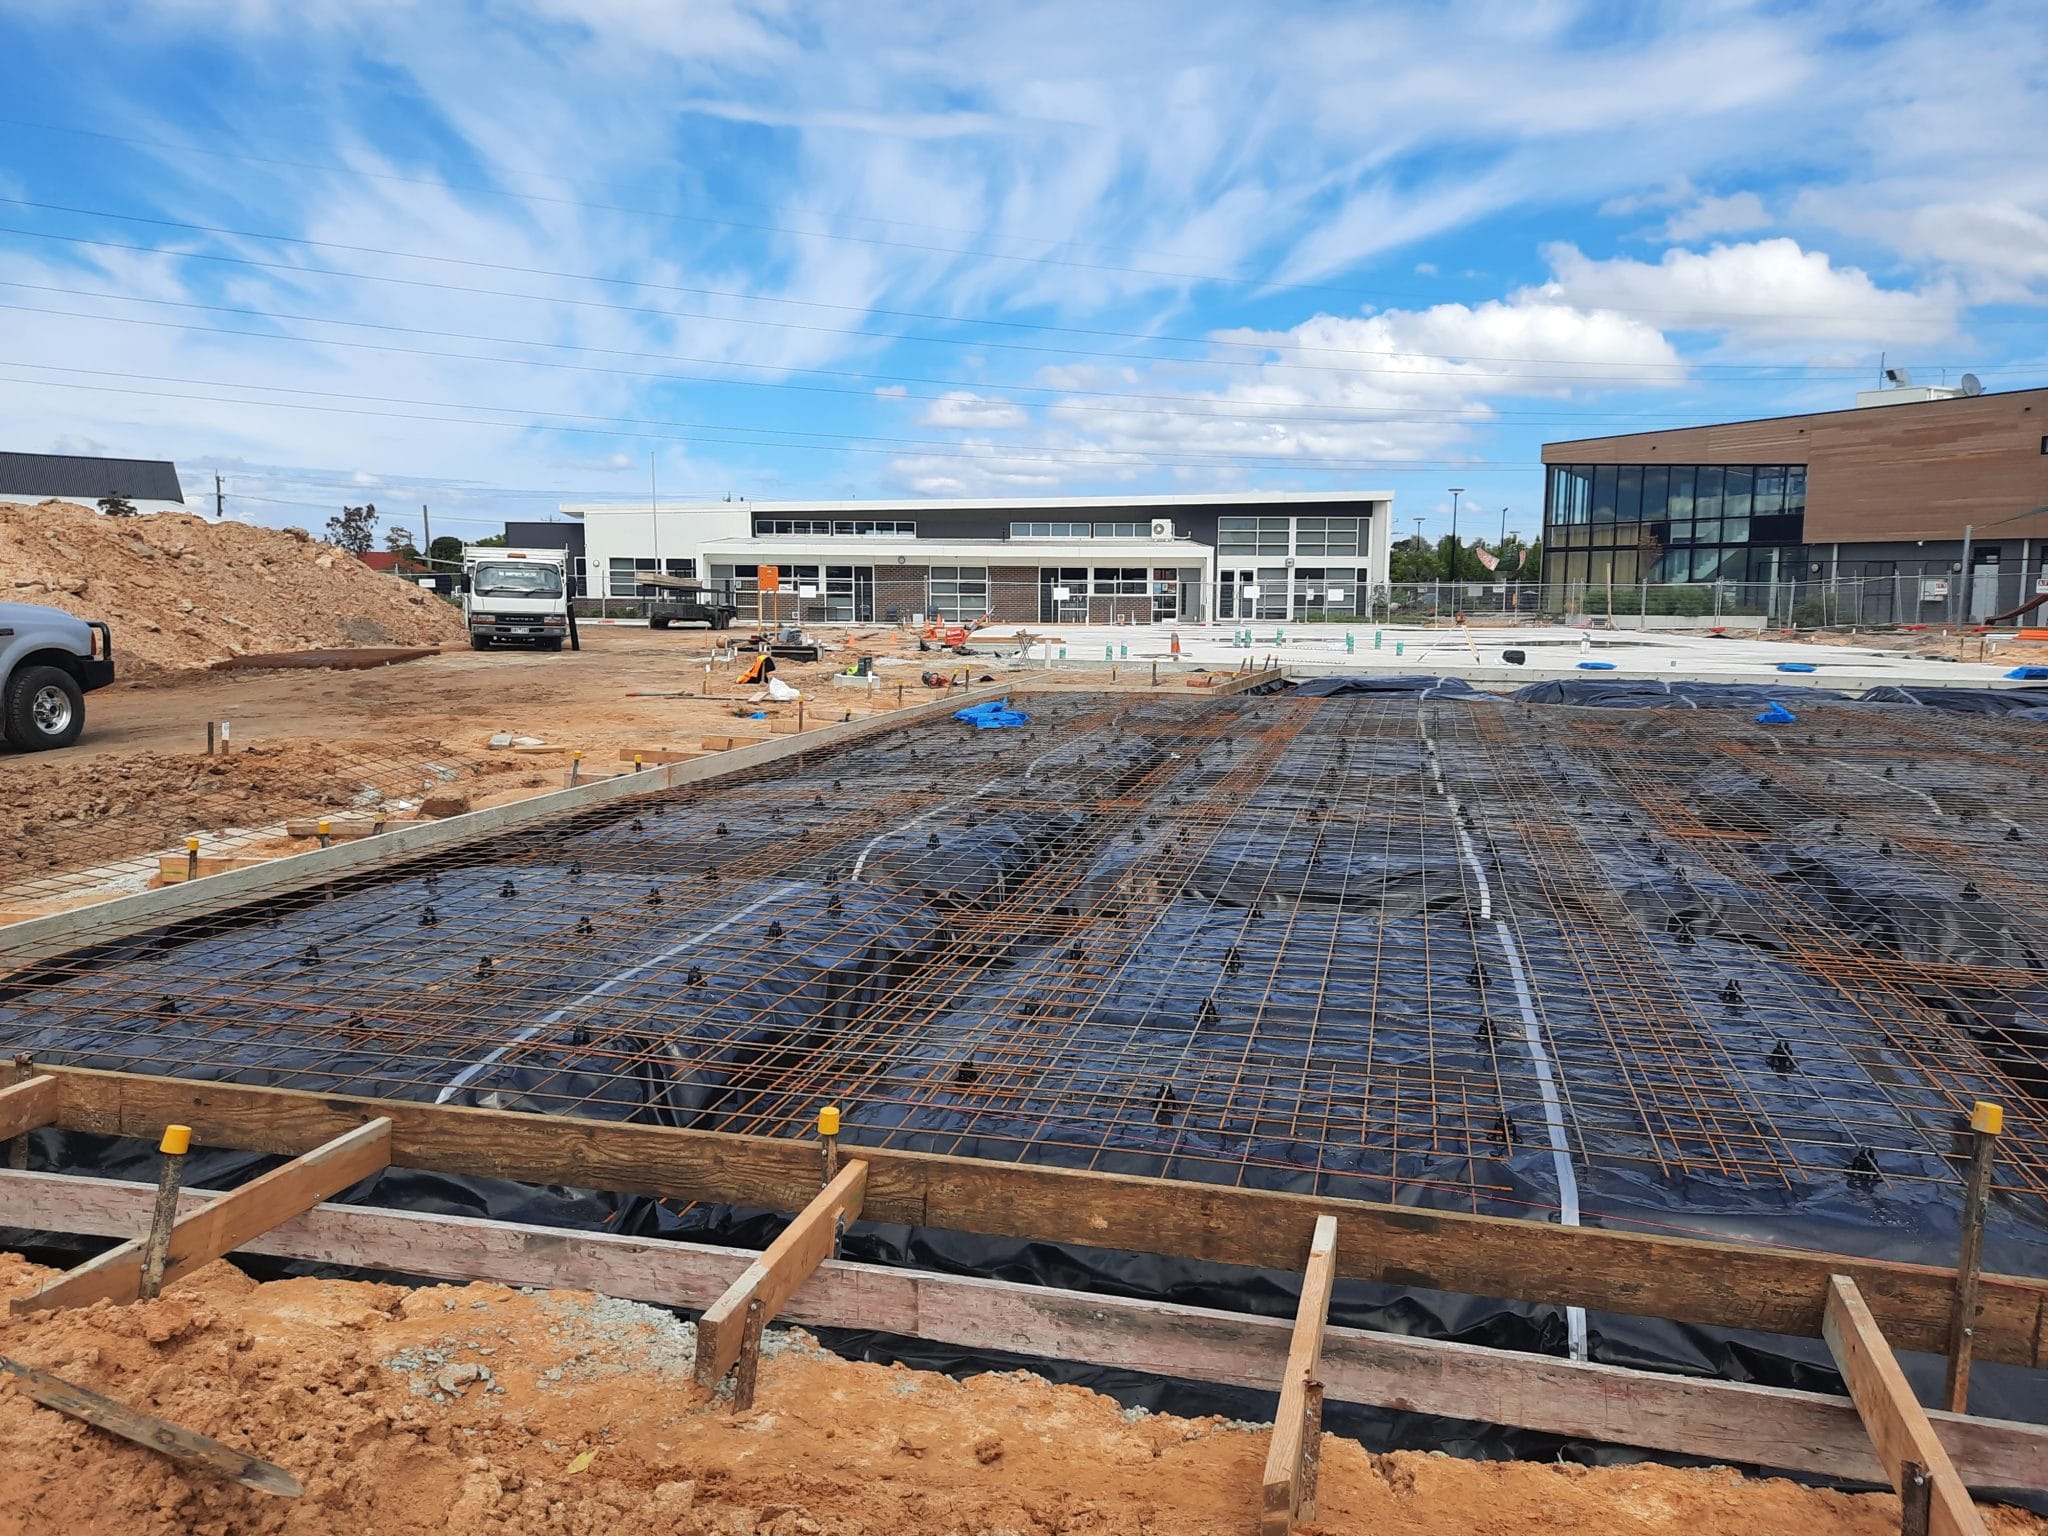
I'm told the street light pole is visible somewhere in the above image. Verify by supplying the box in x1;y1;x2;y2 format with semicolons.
1447;487;1464;616
1499;505;1510;614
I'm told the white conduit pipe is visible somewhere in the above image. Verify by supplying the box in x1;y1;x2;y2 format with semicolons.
1420;715;1589;1361
437;879;809;1103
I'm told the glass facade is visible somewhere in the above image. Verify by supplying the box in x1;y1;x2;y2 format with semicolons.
1542;463;1808;588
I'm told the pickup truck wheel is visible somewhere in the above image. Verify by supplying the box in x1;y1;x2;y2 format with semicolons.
469;634;492;651
4;665;85;750
540;637;564;652
649;615;670;630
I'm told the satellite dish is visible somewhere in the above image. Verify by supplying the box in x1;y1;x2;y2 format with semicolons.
1960;373;1983;396
1885;367;1913;387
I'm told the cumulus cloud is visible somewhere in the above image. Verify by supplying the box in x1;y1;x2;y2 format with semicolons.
1533;238;1958;346
889;295;1684;494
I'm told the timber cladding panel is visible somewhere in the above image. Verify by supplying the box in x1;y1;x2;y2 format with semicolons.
1543;388;2048;543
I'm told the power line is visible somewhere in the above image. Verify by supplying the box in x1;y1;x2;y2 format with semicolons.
0;363;1525;473
0;274;1881;395
0;290;1822;438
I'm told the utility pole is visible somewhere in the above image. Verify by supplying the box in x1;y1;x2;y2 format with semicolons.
420;503;432;568
1447;487;1465;608
214;472;224;520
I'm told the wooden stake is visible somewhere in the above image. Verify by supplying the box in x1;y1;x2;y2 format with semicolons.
139;1125;191;1301
0;1354;301;1496
732;1297;766;1411
1823;1275;1988;1536
12;1118;391;1314
1901;1459;1932;1536
1262;1214;1338;1535
1943;1103;2001;1414
693;1159;868;1392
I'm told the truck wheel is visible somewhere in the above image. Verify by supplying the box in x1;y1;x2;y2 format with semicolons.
469;634;492;651
4;665;85;751
649;615;670;630
714;613;732;630
540;637;564;652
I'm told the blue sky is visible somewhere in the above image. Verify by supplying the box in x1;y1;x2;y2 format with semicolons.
0;0;2043;543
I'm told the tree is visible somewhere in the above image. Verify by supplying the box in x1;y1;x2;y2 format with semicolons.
428;535;465;569
326;503;378;555
97;496;137;517
1389;535;1439;583
383;525;418;557
469;533;507;548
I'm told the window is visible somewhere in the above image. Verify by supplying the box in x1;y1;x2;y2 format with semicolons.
928;566;988;620
1667;466;1695;521
1692;465;1723;521
1091;567;1149;596
1753;466;1785;518
1217;516;1289;555
1721;465;1754;520
1294;516;1360;557
1010;521;1095;538
1590;466;1617;523
1641;465;1669;524
1616;466;1643;523
754;518;913;536
1093;521;1146;538
606;556;695;597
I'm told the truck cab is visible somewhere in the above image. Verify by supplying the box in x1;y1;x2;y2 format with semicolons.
461;547;572;651
1;601;115;751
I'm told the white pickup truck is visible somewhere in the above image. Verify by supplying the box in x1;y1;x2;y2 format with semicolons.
1;601;115;751
459;546;577;651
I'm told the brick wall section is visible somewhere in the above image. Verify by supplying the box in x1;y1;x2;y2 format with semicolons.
875;564;927;623
989;564;1037;622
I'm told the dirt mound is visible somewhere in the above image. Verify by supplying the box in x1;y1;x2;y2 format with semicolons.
0;500;466;673
1;1253;2037;1536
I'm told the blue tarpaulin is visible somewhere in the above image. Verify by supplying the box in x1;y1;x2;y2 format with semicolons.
954;700;1030;729
1755;700;1797;724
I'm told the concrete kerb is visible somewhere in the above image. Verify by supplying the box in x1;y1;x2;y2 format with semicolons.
0;685;1007;970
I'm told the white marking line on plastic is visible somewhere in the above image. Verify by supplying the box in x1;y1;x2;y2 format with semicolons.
1421;713;1588;1361
1825;758;1943;818
435;879;807;1103
852;736;1067;880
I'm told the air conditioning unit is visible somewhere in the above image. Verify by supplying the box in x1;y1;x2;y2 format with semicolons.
1151;519;1174;540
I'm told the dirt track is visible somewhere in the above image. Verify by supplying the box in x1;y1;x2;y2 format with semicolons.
5;1253;2033;1536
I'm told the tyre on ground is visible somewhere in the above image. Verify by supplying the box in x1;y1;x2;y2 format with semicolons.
469;634;492;650
649;615;670;630
3;664;85;751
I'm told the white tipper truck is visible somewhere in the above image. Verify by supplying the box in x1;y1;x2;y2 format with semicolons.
459;546;578;651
